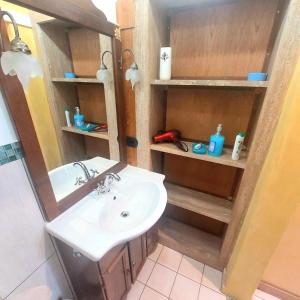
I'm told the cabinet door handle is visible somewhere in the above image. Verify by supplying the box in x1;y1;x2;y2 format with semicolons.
132;261;136;267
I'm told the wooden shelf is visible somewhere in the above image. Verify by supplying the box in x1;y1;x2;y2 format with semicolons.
165;183;233;224
151;79;268;88
52;78;102;84
150;142;247;169
62;126;109;140
158;217;222;269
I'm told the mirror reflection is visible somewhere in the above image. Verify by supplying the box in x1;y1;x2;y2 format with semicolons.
5;7;120;202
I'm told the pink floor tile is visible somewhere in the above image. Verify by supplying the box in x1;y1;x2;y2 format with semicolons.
140;287;168;300
178;255;204;283
137;259;155;284
125;280;144;300
157;246;183;272
198;285;226;300
202;265;223;292
147;263;176;297
148;243;163;262
170;274;200;300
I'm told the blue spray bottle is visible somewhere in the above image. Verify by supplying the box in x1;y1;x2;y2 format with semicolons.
208;124;225;157
74;106;85;128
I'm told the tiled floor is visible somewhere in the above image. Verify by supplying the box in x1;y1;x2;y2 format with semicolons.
126;244;280;300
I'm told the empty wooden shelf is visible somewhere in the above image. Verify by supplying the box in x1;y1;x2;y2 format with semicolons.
151;79;268;88
62;126;109;140
165;183;233;224
150;142;247;169
158;217;222;269
52;78;102;84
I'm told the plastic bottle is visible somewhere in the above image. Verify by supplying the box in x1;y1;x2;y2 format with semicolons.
208;124;225;157
74;106;84;128
232;132;245;160
64;107;72;127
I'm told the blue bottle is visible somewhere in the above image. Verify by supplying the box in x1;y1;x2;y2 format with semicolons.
74;106;85;128
208;124;225;157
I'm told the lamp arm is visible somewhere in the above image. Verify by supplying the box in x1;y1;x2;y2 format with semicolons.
0;11;20;39
120;48;138;70
101;50;112;69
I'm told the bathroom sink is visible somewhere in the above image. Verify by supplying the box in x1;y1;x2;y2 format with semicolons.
96;182;162;234
48;157;118;202
45;160;167;261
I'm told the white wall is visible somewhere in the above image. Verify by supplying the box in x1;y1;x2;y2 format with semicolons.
0;92;72;300
0;92;17;146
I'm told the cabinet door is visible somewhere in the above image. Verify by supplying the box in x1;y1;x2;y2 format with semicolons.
99;245;131;300
146;223;159;256
128;235;147;282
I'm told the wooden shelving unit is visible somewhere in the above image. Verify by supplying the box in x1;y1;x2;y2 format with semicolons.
151;79;268;89
32;18;120;163
134;0;289;270
150;142;247;169
158;217;222;269
62;126;109;140
52;78;102;84
165;183;233;224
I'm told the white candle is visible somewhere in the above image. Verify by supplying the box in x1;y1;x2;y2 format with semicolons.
159;47;172;80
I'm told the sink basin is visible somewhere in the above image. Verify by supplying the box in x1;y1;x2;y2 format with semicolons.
48;157;118;201
97;182;161;234
45;160;167;261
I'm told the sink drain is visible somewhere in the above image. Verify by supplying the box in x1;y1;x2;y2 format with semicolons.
120;211;130;218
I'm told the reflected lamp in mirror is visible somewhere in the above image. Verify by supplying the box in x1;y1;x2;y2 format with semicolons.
121;48;139;89
96;50;112;83
0;11;43;91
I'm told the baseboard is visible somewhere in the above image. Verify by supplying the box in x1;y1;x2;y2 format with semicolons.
259;281;300;300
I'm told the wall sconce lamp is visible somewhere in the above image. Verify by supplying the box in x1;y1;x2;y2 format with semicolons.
120;48;139;89
96;50;112;83
0;11;42;91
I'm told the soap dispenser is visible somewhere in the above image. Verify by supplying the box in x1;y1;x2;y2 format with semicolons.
74;106;84;128
208;124;225;157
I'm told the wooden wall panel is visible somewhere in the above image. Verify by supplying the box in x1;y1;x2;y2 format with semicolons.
166;88;255;146
77;84;107;124
164;154;238;198
68;28;101;77
165;204;226;237
84;137;110;159
116;0;134;29
117;0;137;166
170;0;280;79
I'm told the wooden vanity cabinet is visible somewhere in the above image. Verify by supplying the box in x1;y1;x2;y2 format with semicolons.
146;223;159;256
99;244;132;300
128;234;147;282
55;225;159;300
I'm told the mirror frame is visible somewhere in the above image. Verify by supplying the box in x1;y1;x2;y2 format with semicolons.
0;0;127;221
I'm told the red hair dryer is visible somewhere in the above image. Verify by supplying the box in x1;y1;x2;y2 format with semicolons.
153;130;188;152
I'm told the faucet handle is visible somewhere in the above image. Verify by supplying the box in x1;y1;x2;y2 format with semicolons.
75;176;85;186
90;168;99;178
94;181;110;195
106;172;121;182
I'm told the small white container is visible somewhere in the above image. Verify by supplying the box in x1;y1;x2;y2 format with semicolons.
232;132;245;160
159;47;172;80
65;108;72;127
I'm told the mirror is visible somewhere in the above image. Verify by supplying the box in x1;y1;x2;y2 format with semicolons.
0;1;125;216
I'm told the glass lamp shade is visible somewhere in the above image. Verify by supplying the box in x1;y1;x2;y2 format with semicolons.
1;51;43;91
125;64;139;89
96;64;112;83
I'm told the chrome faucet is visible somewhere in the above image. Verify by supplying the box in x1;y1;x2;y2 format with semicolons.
95;172;121;194
73;161;99;185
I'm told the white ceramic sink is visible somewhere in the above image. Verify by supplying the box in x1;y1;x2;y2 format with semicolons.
48;157;118;201
46;158;167;261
